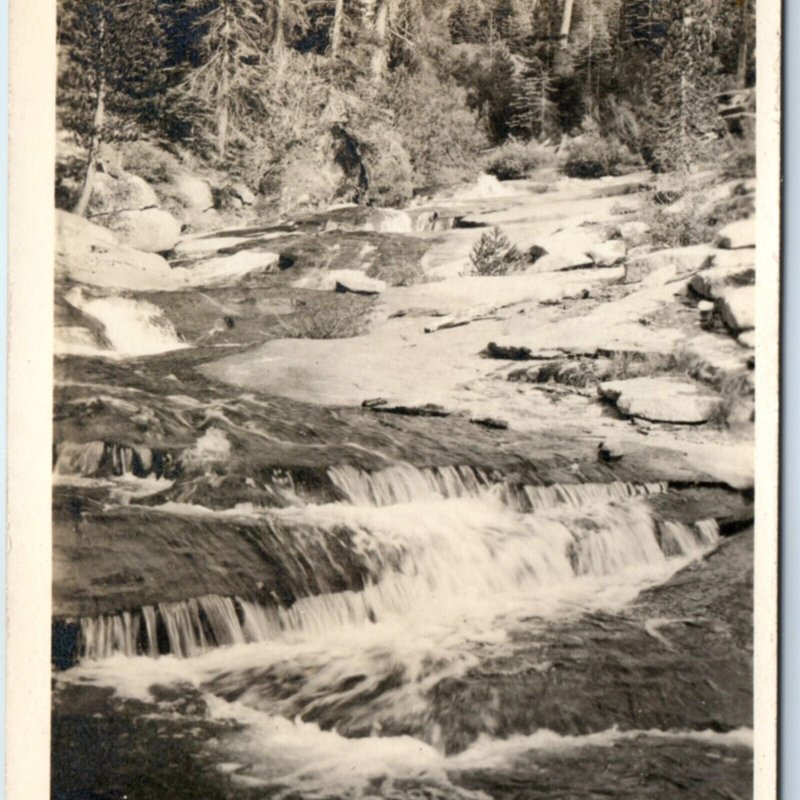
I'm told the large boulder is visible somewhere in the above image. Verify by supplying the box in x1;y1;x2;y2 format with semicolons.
598;377;720;424
527;252;592;273
292;269;386;294
56;208;117;251
56;210;177;291
275;125;374;213
167;173;214;212
611;220;651;245
170;250;281;288
86;172;158;217
280;151;343;213
154;172;215;230
624;245;715;285
587;240;627;267
717;286;755;333
689;262;755;300
230;182;257;206
704;248;756;271
106;208;182;253
525;230;600;272
738;330;755;349
715;218;755;249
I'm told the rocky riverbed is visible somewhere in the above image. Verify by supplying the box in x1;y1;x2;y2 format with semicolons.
52;168;755;799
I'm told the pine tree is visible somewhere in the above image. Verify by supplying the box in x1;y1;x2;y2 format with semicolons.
469;226;524;275
59;0;166;215
623;0;668;52
448;0;489;44
172;0;265;159
492;0;529;48
484;44;516;142
510;55;556;140
571;0;613;110
268;0;309;75
654;0;722;171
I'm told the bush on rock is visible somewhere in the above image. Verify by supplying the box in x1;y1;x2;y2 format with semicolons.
468;227;526;276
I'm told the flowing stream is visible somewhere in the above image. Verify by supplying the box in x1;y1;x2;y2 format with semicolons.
58;460;737;797
53;179;753;799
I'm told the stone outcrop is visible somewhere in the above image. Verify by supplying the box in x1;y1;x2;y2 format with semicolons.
612;220;651;244
274;125;373;213
689;262;755;300
162;173;214;213
587;240;627;267
368;403;450;417
105;207;182;254
624;245;716;285
738;331;755;348
86;172;158;217
82;169;183;252
56;210;176;291
599;376;720;424
704;249;757;271
230;182;257;206
527;252;592;272
715;219;756;250
717;286;755;333
292;269;386;293
335;276;386;296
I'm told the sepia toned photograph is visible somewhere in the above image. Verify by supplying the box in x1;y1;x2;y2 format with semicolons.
11;0;778;796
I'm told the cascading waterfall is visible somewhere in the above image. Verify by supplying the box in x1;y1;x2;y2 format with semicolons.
54;441;108;476
327;463;669;512
74;463;720;661
80;595;247;660
327;463;496;506
64;287;186;357
53;440;175;480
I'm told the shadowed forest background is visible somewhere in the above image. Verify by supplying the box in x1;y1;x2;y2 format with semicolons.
56;0;755;218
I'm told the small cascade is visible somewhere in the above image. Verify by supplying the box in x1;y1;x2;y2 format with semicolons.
412;210;458;232
80;595;248;660
54;325;109;357
79;611;143;659
328;464;494;506
340;208;457;234
380;209;415;233
328;463;668;512
503;481;670;513
54;441;173;479
65;288;186;357
72;496;720;661
53;441;107;477
657;518;721;557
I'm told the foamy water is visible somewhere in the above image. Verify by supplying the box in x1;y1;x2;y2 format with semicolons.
59;459;731;797
55;448;743;800
64;287;186;356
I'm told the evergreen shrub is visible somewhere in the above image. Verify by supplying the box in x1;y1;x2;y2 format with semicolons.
467;227;526;276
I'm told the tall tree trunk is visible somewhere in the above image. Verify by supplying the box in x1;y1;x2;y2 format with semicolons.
736;0;752;88
73;79;105;217
370;0;389;83
217;3;232;158
736;39;747;88
679;12;692;172
538;77;547;139
559;0;574;48
273;0;288;76
330;0;344;57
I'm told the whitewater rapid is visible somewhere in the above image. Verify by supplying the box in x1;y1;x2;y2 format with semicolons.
55;459;738;797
